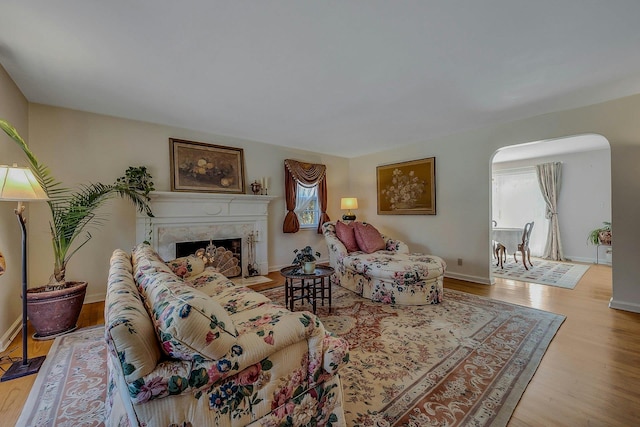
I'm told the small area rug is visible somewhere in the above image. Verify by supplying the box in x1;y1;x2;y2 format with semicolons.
17;325;106;427
492;258;590;289
18;288;565;427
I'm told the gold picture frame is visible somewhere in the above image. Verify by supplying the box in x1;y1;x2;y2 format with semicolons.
377;157;436;215
170;138;246;193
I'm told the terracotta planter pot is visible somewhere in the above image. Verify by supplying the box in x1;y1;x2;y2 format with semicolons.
26;281;87;340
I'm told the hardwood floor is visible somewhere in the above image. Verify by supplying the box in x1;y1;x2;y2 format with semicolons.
1;265;638;426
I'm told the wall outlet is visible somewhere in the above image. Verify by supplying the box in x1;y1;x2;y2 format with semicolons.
457;258;463;266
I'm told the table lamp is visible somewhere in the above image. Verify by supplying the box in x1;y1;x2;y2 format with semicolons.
341;197;358;221
0;164;49;382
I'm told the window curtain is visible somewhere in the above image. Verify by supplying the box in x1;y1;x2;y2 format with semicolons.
283;159;329;234
536;162;565;260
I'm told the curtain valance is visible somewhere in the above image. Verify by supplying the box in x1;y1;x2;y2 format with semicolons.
284;159;326;186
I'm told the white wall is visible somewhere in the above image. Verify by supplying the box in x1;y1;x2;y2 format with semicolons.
349;94;640;313
493;147;611;263
0;64;30;350
26;104;349;303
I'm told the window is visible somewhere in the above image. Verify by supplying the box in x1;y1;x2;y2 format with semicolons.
492;167;548;256
294;183;319;228
283;158;329;234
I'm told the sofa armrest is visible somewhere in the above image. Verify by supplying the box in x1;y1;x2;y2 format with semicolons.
322;222;349;272
320;334;349;376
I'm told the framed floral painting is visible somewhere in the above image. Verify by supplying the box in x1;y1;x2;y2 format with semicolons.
170;138;246;193
377;157;436;215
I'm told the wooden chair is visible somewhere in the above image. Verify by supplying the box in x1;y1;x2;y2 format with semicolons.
514;221;534;270
493;240;506;269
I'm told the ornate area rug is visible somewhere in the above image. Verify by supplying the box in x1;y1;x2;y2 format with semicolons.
19;288;564;427
491;258;590;289
17;325;106;427
262;286;565;427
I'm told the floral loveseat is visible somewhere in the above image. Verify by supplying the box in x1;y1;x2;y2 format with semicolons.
322;221;446;305
104;243;349;427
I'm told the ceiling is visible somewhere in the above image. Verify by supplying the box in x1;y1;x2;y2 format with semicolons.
1;1;640;158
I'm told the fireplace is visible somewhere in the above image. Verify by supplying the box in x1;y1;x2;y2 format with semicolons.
136;191;276;277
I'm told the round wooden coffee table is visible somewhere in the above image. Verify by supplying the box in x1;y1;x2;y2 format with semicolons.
279;265;334;314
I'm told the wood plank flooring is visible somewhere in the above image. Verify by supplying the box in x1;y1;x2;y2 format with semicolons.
1;264;638;426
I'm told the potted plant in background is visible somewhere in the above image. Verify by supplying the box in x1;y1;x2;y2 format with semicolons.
587;221;612;246
1;119;154;339
292;246;321;274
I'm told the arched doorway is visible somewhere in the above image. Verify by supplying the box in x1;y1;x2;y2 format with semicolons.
490;134;611;283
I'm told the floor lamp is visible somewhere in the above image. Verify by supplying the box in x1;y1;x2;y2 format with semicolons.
0;164;49;382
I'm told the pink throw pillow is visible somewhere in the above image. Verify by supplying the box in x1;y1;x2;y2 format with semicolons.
353;222;386;254
335;221;360;252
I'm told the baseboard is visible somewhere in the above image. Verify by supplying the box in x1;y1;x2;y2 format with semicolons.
0;316;22;352
569;255;611;266
609;298;640;314
445;271;492;285
84;292;106;304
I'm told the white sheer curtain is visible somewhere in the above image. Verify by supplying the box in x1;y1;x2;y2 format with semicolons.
536;162;565;260
294;184;318;228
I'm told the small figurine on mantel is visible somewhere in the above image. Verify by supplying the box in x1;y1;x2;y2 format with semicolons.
250;180;262;195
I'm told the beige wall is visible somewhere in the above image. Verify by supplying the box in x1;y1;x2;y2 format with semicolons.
349;94;640;312
2;70;640;345
0;64;30;349
27;104;349;303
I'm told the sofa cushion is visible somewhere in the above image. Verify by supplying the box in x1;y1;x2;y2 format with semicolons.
335;221;360;252
166;255;206;279
353;222;386;253
141;270;238;361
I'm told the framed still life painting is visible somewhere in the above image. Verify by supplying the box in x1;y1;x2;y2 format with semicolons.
170;138;246;193
377;157;436;215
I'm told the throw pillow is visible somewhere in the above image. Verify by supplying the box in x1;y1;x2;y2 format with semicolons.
166;255;205;279
353;222;386;254
335;221;360;252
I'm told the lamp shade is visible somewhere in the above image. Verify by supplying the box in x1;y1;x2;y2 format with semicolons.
340;197;358;210
0;165;48;201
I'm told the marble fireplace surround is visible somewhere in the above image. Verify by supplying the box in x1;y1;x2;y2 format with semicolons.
136;191;276;276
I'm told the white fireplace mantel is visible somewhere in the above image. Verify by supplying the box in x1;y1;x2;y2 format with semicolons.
136;191;276;275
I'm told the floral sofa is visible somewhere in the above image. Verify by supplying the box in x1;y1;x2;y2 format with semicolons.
104;243;349;427
322;221;446;305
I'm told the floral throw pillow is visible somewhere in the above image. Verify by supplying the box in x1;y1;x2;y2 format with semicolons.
335;221;360;252
353;222;386;254
166;255;205;279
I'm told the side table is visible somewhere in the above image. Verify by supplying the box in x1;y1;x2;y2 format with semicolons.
279;265;334;314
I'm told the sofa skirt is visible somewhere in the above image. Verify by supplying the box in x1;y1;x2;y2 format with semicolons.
334;252;446;305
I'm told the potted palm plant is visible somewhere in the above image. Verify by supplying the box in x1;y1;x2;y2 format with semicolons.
1;119;154;339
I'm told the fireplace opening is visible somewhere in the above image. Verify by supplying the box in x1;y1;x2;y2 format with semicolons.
175;238;242;278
